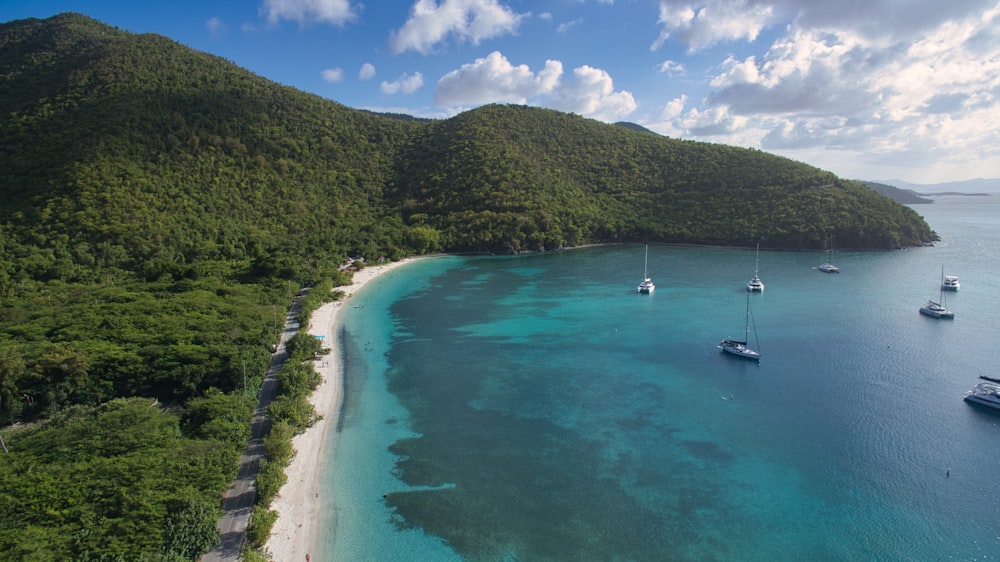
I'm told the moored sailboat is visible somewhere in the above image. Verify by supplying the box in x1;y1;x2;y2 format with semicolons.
637;245;654;294
719;291;761;361
919;266;955;319
747;244;764;292
816;235;839;273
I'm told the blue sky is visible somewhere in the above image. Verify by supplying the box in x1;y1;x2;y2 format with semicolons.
3;0;1000;184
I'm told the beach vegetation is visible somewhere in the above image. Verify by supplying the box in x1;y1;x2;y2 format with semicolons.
245;506;279;550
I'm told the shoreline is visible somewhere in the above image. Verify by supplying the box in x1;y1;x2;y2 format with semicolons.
264;257;422;561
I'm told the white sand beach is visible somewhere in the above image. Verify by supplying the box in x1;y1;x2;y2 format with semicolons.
265;258;419;562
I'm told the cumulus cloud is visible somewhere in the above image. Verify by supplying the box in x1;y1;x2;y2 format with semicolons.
389;0;526;54
435;51;561;105
260;0;359;26
547;65;638;122
435;51;636;122
321;68;344;83
652;1;1000;179
381;72;425;95
651;0;997;53
662;95;687;120
359;63;376;80
651;0;783;52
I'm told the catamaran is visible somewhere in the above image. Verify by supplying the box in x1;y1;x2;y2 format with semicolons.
919;266;955;319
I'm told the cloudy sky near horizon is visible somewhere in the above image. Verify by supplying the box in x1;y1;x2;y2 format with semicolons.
3;0;1000;184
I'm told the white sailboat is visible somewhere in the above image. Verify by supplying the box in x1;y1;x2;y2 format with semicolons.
816;234;839;273
747;243;764;292
920;266;955;319
637;245;655;294
719;291;761;361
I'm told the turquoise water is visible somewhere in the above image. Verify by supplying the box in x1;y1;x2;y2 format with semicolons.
318;196;1000;561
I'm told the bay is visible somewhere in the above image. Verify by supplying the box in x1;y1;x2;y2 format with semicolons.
318;196;1000;561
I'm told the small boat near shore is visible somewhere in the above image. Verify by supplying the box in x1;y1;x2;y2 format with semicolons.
747;244;764;292
964;382;1000;411
637;245;654;294
943;274;960;291
816;235;839;273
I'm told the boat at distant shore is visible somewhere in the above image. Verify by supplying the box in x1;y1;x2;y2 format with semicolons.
964;382;1000;411
816;235;839;273
943;274;960;291
637;245;654;294
747;244;764;292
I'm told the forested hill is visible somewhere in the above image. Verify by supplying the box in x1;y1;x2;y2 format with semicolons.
0;12;933;272
393;105;934;251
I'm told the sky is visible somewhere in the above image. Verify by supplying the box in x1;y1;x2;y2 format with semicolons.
3;0;1000;184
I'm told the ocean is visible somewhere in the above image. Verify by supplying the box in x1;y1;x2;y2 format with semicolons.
316;196;1000;561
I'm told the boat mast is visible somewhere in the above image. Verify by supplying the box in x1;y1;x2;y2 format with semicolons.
743;290;751;342
939;266;946;306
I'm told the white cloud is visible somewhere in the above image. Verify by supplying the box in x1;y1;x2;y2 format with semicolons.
656;60;685;77
434;51;636;122
381;72;425;95
321;68;344;83
662;95;687;120
389;0;526;54
547;65;638;122
651;0;782;52
205;17;227;36
650;0;998;53
649;2;1000;181
435;51;561;105
557;19;582;34
359;63;376;80
260;0;359;26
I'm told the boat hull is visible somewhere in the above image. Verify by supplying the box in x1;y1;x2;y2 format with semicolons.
719;340;760;361
964;382;1000;411
919;302;955;318
964;395;1000;410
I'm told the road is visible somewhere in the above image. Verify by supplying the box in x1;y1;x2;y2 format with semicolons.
201;297;302;561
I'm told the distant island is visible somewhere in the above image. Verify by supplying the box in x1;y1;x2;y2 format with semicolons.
858;181;934;204
876;177;1000;197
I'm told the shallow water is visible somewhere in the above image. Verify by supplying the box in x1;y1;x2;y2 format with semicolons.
319;196;1000;561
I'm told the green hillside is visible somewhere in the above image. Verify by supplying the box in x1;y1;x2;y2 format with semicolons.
0;12;936;559
392;104;933;251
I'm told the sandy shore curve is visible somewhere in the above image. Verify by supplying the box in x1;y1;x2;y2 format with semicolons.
265;257;420;561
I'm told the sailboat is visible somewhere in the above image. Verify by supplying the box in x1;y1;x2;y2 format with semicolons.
919;266;955;318
816;234;839;273
747;244;764;292
719;291;761;361
637;245;655;294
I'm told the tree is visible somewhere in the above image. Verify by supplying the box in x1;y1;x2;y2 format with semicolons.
162;498;220;560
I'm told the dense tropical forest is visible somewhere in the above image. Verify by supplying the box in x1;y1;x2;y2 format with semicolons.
0;12;936;560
